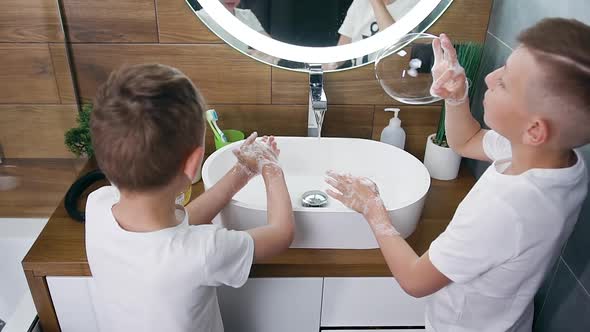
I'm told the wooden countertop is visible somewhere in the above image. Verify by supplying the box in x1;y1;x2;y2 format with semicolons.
0;159;87;218
23;160;475;278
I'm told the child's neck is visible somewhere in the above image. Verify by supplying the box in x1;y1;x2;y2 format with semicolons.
112;188;180;233
505;144;576;175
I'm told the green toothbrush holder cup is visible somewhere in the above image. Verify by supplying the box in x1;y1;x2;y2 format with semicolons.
214;129;245;150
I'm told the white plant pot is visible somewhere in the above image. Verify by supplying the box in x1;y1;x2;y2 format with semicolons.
423;134;462;180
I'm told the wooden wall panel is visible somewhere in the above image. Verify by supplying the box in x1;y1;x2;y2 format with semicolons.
0;105;77;158
272;64;444;107
49;44;77;104
273;65;392;105
322;105;375;139
0;0;492;161
62;0;158;42
205;104;307;154
0;44;60;104
156;0;223;43
71;44;271;104
0;1;77;161
428;0;493;42
270;69;307;105
0;0;63;42
207;105;375;144
0;159;85;217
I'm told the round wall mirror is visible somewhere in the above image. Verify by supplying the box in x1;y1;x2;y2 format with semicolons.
187;0;453;72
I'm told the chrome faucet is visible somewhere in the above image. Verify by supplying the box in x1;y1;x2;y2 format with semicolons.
308;64;327;137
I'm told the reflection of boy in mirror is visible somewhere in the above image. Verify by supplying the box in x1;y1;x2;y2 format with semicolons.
220;0;240;14
217;0;266;36
200;0;279;64
324;0;419;70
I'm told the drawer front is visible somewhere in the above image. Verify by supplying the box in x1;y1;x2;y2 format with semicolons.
321;330;424;332
219;278;323;332
47;276;99;332
321;277;428;327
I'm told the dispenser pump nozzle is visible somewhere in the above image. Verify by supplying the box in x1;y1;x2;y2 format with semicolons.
385;108;401;127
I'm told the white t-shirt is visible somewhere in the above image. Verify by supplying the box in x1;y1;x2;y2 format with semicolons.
426;130;588;332
85;186;254;332
339;0;418;65
197;8;266;53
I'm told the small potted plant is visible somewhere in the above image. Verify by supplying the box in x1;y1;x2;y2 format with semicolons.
63;104;106;221
65;104;94;158
424;42;483;180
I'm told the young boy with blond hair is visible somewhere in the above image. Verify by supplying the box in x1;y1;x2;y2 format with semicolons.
326;18;590;331
85;63;294;331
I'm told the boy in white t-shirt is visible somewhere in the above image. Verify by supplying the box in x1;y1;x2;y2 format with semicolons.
338;0;418;44
324;0;418;69
325;18;590;331
85;64;294;332
197;0;279;64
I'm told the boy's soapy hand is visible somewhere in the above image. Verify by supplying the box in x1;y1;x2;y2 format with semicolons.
430;33;469;106
233;132;280;179
325;171;385;217
188;134;280;226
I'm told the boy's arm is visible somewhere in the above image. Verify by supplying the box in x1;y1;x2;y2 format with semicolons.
364;203;450;297
187;132;262;226
246;164;295;261
431;34;490;162
325;172;450;298
369;0;395;30
323;35;352;70
226;134;295;260
186;163;250;226
445;101;489;162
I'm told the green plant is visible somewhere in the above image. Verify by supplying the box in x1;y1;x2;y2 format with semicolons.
65;104;93;157
432;42;484;147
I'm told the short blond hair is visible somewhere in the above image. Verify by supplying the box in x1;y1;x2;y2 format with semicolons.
518;18;590;148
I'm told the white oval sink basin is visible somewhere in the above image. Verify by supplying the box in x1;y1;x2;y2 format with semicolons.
202;137;430;249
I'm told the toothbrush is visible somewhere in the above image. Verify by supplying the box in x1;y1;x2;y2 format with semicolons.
206;109;228;142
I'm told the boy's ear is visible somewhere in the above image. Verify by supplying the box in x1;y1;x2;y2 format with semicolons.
523;117;549;147
183;146;205;181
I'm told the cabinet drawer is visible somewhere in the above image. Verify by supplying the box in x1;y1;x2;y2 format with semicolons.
321;330;424;332
321;277;428;327
218;278;323;332
47;277;99;332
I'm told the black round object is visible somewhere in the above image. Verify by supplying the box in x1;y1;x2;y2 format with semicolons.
64;169;106;222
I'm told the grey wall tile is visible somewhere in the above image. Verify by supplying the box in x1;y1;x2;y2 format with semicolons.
488;0;590;48
464;158;489;179
562;144;590;291
534;258;560;324
534;259;590;331
466;32;511;179
470;32;512;127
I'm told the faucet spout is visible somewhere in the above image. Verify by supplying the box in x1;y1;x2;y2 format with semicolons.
308;64;327;137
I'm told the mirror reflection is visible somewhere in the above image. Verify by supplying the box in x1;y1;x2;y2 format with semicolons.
189;0;419;69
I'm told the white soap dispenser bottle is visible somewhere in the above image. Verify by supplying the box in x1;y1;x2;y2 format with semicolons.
380;108;406;149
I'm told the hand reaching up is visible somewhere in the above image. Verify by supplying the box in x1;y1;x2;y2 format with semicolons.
430;34;469;106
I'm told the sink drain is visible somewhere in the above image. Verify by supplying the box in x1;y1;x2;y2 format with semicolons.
301;190;328;208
